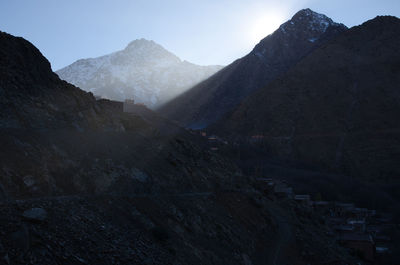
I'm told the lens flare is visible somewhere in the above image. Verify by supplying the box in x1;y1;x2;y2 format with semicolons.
249;12;286;44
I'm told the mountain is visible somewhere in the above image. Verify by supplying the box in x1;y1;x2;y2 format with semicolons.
56;39;223;108
0;30;361;264
215;16;400;193
159;9;347;128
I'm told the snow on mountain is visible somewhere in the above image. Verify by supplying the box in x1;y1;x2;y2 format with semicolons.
252;9;347;62
278;8;343;40
56;39;223;108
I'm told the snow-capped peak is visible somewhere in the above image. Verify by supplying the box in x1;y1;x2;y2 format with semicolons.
281;8;345;34
124;38;166;53
126;38;155;47
251;8;347;61
56;39;223;108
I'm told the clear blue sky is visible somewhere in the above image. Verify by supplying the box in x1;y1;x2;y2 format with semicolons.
0;0;399;70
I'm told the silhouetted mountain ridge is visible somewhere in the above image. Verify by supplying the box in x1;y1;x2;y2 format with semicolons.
216;15;400;183
159;9;347;128
0;31;58;86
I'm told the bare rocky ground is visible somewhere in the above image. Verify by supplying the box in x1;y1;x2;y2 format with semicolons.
0;190;358;265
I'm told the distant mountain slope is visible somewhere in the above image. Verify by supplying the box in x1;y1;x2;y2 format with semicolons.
56;39;222;108
216;16;400;181
159;9;347;128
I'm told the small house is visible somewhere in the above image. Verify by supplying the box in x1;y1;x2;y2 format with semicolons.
255;178;275;193
351;208;370;219
294;194;311;206
347;219;366;232
366;225;383;236
274;185;293;198
375;245;389;255
123;99;135;112
334;202;355;217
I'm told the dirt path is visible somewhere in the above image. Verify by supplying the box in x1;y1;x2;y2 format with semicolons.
2;189;266;205
0;191;228;206
266;203;294;265
272;215;292;265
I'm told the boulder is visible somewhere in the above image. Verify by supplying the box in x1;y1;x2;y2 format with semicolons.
22;208;47;222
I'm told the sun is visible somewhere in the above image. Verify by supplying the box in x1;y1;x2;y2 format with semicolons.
249;13;286;44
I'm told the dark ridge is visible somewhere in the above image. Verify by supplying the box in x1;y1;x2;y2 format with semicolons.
213;15;400;216
159;9;347;128
0;31;58;87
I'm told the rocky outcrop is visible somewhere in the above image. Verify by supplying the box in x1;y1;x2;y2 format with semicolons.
22;208;47;222
159;9;347;128
0;31;109;131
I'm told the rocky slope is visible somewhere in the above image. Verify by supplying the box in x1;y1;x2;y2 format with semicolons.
0;30;359;264
216;16;400;187
0;30;240;199
159;9;347;128
0;189;359;265
56;39;222;108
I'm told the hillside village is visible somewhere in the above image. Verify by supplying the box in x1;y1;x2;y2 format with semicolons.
193;130;397;263
121;104;397;262
255;177;395;263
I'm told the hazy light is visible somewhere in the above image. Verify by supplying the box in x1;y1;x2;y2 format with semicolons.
248;11;287;45
2;1;399;69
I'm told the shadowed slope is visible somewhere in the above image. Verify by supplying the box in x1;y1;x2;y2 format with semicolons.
217;16;400;182
159;9;347;128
